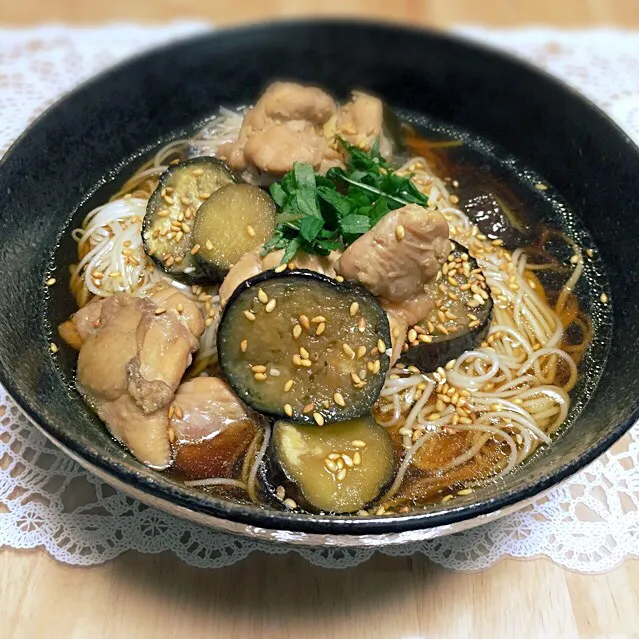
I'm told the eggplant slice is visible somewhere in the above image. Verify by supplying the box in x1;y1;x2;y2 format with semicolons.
192;184;276;281
217;269;391;425
268;416;395;513
401;241;493;371
142;157;235;282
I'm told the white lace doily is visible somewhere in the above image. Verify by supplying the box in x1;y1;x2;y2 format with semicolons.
1;24;638;572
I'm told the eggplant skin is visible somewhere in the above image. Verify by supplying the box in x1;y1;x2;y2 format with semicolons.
401;241;494;372
217;269;391;425
142;156;236;284
401;314;492;371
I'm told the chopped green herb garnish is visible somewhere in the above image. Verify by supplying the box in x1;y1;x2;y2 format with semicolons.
262;139;428;261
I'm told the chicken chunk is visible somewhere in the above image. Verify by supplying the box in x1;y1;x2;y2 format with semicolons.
219;245;341;306
74;292;204;469
335;204;451;303
171;377;258;480
218;82;341;177
97;395;170;469
331;91;393;159
150;286;205;338
170;377;249;443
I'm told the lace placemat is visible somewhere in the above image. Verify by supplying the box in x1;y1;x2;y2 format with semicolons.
1;23;638;572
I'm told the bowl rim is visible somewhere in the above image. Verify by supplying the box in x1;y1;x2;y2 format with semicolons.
2;17;638;539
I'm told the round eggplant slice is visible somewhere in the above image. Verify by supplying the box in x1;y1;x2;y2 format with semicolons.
217;269;391;425
142;157;235;282
192;184;276;281
401;241;493;372
269;416;395;514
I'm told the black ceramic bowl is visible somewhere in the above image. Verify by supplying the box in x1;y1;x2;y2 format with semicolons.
1;20;638;546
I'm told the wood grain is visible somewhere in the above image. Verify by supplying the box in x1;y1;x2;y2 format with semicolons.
2;1;639;638
0;0;638;27
1;549;639;638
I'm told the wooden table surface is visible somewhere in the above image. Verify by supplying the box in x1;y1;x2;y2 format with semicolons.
2;2;639;638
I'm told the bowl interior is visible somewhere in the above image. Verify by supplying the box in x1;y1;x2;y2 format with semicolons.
1;20;638;537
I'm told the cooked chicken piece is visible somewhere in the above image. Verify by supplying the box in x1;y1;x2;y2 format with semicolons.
126;312;199;413
76;295;146;403
171;376;258;480
219;82;341;177
150;286;205;337
58;319;84;350
382;292;437;329
336;204;451;303
331;91;393;159
97;395;171;469
73;297;105;342
74;291;204;468
219;245;341;306
170;377;248;443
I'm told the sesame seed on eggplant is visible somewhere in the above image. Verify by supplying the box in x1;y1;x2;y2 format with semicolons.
217;269;391;425
401;241;493;372
264;416;396;514
142;157;235;283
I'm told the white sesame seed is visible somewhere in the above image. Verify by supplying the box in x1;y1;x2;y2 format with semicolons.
284;379;294;392
46;277;57;286
313;412;325;426
243;310;256;321
349;302;360;316
600;292;609;304
274;264;287;273
265;299;277;313
254;373;267;381
334;392;346;407
246;224;256;237
353;451;362;466
395;225;405;241
336;468;347;481
315;322;326;336
283;498;297;509
284;404;293;417
258;288;269;304
240;339;248;352
342;454;354;468
50;343;59;353
325;459;338;472
342;343;355;359
276;485;286;500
